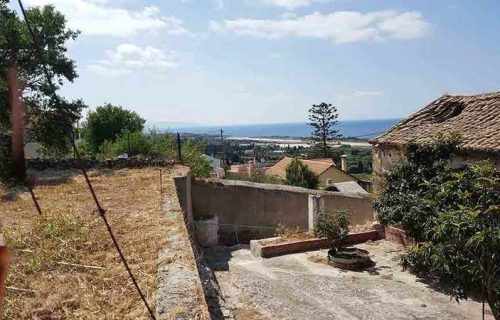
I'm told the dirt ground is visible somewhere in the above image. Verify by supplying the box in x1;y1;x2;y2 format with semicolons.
203;240;494;320
0;168;173;319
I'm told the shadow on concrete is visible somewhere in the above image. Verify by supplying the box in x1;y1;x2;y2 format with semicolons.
203;245;247;271
198;245;248;320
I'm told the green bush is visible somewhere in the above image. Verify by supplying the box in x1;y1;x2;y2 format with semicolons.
285;158;319;189
373;134;461;241
82;104;145;154
110;131;152;157
181;139;211;177
0;133;15;185
374;134;500;318
314;209;350;241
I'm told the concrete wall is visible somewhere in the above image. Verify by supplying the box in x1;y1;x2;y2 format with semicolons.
177;178;376;243
318;166;356;186
318;192;375;226
191;179;310;242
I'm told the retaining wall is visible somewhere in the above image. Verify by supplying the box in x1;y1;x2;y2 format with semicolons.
27;158;175;171
156;167;210;320
176;178;376;243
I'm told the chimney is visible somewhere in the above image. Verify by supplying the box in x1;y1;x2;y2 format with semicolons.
341;155;348;173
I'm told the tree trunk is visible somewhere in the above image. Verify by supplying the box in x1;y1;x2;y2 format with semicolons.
6;64;26;181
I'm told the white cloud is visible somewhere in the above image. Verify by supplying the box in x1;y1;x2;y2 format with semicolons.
262;0;333;10
211;10;430;43
24;0;189;37
88;44;178;77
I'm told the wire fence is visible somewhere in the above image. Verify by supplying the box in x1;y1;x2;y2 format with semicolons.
16;1;157;318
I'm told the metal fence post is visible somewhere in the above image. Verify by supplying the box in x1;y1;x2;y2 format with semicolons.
176;132;182;163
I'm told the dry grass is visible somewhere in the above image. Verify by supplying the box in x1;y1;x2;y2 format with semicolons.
274;224;313;242
0;168;173;319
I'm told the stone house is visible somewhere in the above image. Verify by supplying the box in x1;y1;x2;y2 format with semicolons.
265;157;356;187
370;91;500;192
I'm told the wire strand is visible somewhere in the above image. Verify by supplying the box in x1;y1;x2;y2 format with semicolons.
16;2;157;318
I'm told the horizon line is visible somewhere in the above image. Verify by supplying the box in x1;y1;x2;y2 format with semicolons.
148;117;402;128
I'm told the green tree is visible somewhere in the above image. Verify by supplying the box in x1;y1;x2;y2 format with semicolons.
82;104;145;154
1;1;85;156
177;138;211;177
374;135;500;318
402;163;500;319
285;158;319;189
308;102;341;158
108;131;152;157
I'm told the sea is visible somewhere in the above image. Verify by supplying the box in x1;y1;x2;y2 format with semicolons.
155;119;400;140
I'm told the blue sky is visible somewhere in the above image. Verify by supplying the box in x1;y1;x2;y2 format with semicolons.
19;0;500;125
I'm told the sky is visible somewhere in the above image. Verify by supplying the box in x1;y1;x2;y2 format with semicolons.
15;0;500;125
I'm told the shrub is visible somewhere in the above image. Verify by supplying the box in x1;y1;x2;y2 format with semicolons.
373;134;461;241
181;139;211;178
110;131;152;157
285;158;319;189
314;209;350;242
82;104;145;154
374;134;500;319
0;133;15;186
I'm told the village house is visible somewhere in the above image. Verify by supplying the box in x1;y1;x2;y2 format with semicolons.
265;156;357;187
370;91;500;192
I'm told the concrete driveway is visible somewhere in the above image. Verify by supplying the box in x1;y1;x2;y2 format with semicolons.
203;240;492;320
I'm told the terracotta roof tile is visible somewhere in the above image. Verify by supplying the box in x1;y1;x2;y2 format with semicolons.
371;91;500;153
266;157;335;179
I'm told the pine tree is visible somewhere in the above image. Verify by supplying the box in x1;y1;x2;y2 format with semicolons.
308;102;341;158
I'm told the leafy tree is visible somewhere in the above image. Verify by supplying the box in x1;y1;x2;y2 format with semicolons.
285;158;319;189
173;137;211;177
374;135;500;318
308;102;341;158
82;104;145;154
108;131;152;158
402;162;500;319
1;2;85;157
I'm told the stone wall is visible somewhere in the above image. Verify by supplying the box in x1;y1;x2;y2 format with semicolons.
371;144;406;193
156;167;210;320
176;178;375;244
27;158;174;171
372;143;500;193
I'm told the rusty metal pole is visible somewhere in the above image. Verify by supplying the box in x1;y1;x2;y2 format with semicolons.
7;64;26;182
0;233;9;314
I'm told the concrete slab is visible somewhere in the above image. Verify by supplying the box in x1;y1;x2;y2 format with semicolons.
203;240;493;320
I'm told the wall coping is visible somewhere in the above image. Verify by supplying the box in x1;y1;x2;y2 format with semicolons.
194;178;374;200
156;167;210;320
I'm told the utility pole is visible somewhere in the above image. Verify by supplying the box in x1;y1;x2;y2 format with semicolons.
7;63;26;181
220;128;225;164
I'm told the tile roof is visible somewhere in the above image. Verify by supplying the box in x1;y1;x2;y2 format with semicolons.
266;157;336;179
371;91;500;153
332;181;369;194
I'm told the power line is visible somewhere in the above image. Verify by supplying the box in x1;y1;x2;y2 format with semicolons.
16;1;156;318
348;130;387;139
